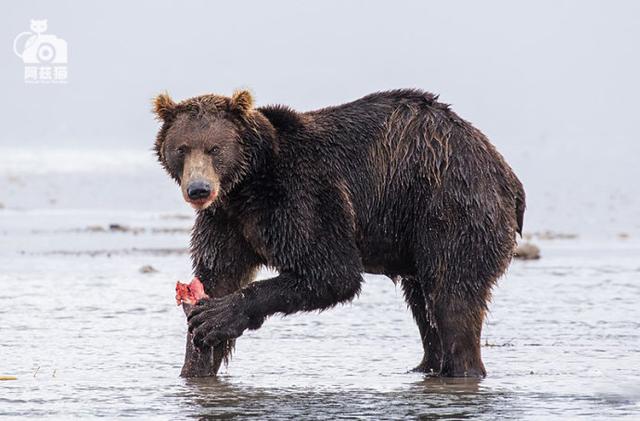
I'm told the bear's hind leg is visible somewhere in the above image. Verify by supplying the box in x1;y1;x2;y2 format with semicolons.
412;225;503;377
400;276;431;372
425;295;487;378
401;275;485;377
406;270;488;378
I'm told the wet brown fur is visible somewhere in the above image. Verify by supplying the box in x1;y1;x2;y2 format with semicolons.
153;89;525;378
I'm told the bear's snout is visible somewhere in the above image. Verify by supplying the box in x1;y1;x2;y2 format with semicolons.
186;180;212;201
178;150;220;210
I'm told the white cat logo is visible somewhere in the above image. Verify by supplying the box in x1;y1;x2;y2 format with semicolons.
13;19;68;83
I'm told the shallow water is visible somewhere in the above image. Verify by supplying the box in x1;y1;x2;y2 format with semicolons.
1;208;639;419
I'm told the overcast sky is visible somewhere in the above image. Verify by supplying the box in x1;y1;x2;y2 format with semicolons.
1;0;638;148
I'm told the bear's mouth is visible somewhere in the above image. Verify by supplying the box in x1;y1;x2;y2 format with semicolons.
186;192;217;210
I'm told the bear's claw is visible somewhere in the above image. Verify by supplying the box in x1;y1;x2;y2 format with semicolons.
188;293;251;349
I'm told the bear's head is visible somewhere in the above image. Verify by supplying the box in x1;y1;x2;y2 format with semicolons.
152;90;274;210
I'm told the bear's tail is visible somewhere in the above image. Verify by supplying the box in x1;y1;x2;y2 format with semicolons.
514;179;526;236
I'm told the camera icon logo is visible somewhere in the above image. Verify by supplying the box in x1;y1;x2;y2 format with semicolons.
13;20;68;83
14;19;68;64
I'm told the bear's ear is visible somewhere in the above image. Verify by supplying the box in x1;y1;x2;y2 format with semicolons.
153;92;177;121
230;89;254;114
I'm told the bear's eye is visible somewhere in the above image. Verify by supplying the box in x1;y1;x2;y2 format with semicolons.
208;146;220;156
176;145;188;155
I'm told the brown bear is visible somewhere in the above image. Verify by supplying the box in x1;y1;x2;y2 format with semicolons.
152;89;525;378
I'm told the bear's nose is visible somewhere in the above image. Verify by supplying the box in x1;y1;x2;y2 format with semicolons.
187;181;212;200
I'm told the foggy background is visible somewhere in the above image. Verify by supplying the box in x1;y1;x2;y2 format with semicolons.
1;0;639;237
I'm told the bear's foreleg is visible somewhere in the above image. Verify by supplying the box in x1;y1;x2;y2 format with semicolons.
182;209;262;376
189;267;363;349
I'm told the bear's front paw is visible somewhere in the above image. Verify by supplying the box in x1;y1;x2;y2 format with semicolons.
187;293;251;349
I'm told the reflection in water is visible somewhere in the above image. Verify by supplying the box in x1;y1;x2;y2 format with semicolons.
181;376;491;419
